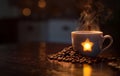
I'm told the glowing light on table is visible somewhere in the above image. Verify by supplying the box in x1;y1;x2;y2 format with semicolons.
83;64;92;76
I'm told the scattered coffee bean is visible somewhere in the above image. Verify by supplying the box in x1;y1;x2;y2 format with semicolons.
48;46;120;65
115;66;120;69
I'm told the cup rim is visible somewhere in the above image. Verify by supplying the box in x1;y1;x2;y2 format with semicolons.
71;31;103;34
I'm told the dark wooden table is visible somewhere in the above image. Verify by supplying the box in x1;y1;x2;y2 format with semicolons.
0;42;119;76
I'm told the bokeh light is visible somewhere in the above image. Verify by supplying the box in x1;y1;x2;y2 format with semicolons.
38;0;46;8
22;8;31;16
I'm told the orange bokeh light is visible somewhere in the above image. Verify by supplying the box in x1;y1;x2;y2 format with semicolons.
22;8;31;16
38;0;46;8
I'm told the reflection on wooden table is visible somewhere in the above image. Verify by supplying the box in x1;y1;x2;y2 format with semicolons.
0;42;119;76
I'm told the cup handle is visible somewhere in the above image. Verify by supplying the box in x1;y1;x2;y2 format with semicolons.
102;35;113;51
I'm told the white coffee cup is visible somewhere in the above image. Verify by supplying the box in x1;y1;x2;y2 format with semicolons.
71;31;113;57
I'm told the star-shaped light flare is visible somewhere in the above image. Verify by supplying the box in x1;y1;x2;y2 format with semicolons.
81;38;94;52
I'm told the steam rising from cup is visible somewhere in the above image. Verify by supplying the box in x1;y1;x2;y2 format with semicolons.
76;0;112;31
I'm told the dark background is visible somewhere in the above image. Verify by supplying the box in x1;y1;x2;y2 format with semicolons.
0;0;120;53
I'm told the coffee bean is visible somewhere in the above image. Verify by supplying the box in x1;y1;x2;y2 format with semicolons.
58;57;63;61
72;60;76;63
48;46;120;64
87;60;92;64
115;66;120;69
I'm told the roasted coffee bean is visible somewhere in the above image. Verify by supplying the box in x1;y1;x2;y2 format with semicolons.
115;66;120;69
48;46;120;64
58;57;63;61
75;59;80;63
72;59;76;63
70;51;75;56
48;55;54;60
87;60;92;64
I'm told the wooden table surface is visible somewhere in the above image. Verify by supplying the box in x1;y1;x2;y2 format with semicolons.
0;42;119;76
